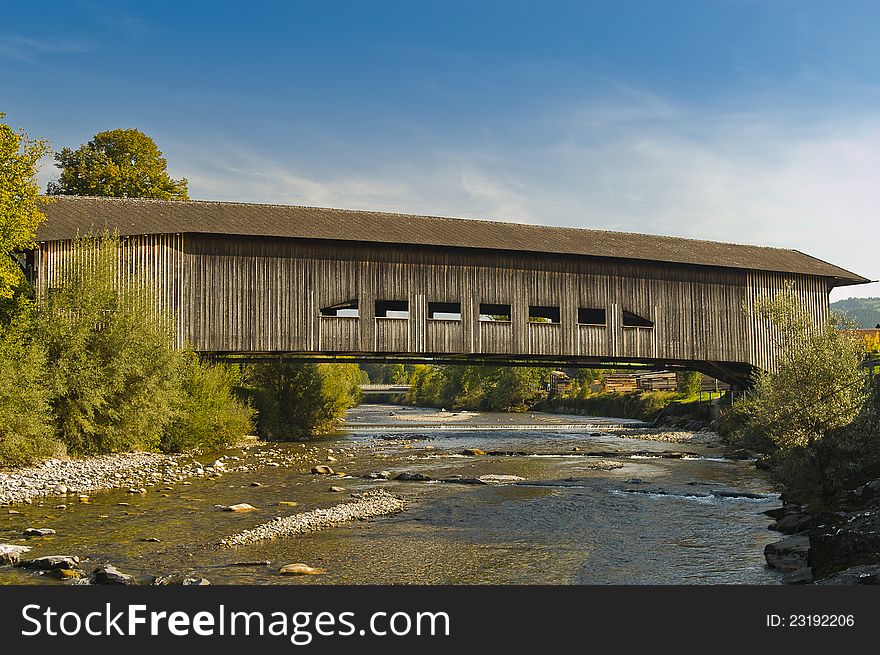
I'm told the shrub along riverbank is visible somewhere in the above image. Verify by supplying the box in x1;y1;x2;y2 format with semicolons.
0;234;363;468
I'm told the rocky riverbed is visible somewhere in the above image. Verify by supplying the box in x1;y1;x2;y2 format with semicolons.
1;404;782;585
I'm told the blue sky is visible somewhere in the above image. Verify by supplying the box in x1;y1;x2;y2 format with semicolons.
2;0;878;299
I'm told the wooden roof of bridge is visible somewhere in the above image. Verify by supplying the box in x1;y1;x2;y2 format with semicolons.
35;195;869;287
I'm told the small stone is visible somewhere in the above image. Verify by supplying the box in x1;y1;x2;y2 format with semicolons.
279;563;325;576
326;456;337;462
51;568;82;580
277;501;298;507
127;488;147;494
8;509;21;515
182;577;211;586
462;448;487;456
329;486;346;493
250;482;263;487
143;537;161;543
54;504;67;510
311;465;334;475
225;503;258;512
24;527;56;537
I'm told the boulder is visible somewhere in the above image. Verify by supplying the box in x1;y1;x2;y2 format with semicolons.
23;528;56;537
815;564;880;585
764;535;811;572
770;512;811;535
311;465;334;475
94;565;134;585
18;555;80;570
394;472;432;482
279;563;325;576
0;544;32;566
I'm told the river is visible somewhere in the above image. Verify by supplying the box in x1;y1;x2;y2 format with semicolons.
0;404;784;584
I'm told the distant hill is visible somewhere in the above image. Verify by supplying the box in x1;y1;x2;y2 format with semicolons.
831;297;880;328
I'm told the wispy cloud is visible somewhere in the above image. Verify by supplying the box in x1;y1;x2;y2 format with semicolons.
0;34;90;66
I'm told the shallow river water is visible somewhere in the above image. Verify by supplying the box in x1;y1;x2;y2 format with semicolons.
1;404;784;585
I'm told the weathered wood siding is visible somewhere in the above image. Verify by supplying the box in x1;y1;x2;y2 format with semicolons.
35;234;187;345
35;232;832;375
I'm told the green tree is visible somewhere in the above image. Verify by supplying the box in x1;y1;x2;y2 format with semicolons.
47;128;188;200
245;362;361;439
38;232;182;454
726;283;869;503
160;352;255;453
0;309;62;466
676;370;703;396
0;113;49;301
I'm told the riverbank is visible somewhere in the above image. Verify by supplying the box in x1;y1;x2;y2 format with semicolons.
763;478;880;584
0;440;354;506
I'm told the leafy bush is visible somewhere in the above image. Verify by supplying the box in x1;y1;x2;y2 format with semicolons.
404;364;549;411
722;284;871;505
676;370;703;395
244;362;361;439
160;353;255;453
37;232;181;455
0;309;63;466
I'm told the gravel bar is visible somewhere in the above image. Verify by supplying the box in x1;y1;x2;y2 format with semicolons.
220;490;407;547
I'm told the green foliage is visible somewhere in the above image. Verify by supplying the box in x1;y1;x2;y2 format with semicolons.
0;309;63;466
551;391;683;421
725;283;871;504
37;232;182;455
245;362;361;439
47;128;188;200
404;364;548;411
0;113;49;299
360;363;412;384
830;297;880;329
676;370;703;395
160;352;255;453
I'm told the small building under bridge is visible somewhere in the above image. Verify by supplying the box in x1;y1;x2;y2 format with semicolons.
29;195;870;388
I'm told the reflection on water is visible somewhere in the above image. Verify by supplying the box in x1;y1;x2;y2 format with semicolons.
0;404;784;585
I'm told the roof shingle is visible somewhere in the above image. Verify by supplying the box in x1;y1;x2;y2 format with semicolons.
35;195;869;286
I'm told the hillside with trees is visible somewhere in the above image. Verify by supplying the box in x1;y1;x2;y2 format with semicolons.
831;297;880;328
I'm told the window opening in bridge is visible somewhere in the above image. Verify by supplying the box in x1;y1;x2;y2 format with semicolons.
479;303;511;322
578;307;606;326
320;299;359;318
428;301;462;321
622;310;653;328
528;305;560;324
375;299;409;319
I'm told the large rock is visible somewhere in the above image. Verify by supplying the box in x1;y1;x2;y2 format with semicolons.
815;564;880;585
23;527;56;537
810;505;880;579
18;555;80;570
93;565;134;585
394;472;432;482
764;535;811;572
770;511;811;535
0;544;32;566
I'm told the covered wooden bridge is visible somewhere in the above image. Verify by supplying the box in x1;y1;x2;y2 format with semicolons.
32;196;869;388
